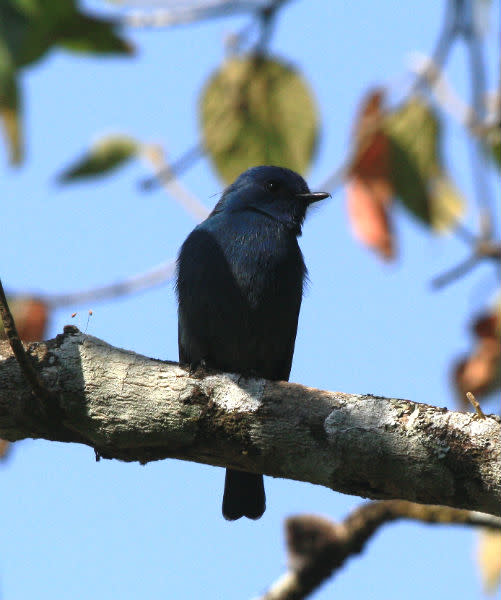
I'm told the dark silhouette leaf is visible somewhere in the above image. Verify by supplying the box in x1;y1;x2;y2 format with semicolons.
58;135;138;182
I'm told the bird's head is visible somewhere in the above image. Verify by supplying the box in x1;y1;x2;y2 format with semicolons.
211;166;330;235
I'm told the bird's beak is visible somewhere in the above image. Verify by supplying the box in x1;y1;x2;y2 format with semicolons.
296;192;331;204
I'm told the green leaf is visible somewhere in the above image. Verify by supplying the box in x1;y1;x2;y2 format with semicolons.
484;123;501;169
0;0;132;164
57;14;133;56
384;98;463;231
200;55;319;184
0;59;22;163
428;175;464;233
58;135;138;182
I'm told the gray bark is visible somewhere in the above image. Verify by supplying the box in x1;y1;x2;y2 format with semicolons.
1;327;499;516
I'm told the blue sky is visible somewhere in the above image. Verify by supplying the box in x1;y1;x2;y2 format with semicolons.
1;1;500;599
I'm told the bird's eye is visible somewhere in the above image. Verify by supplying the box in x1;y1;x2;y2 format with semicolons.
265;180;280;193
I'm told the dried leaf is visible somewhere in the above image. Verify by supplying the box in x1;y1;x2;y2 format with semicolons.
200;56;319;184
346;177;394;260
0;296;49;342
346;89;394;260
454;308;501;403
58;134;138;182
477;529;501;593
350;89;390;179
0;438;10;461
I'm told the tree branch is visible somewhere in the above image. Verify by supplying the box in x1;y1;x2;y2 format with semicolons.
259;501;501;600
0;328;499;516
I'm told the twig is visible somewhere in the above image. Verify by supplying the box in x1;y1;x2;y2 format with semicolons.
43;259;176;309
407;0;457;97
408;53;476;130
258;501;501;600
432;239;501;290
0;279;51;402
321;0;458;195
467;391;486;419
139;144;210;221
462;0;495;222
139;143;204;192
432;255;481;289
121;1;279;29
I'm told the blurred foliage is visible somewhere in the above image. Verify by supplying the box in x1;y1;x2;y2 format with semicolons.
346;90;394;260
454;305;501;405
200;55;319;184
0;0;132;164
0;295;48;342
58;134;139;181
346;92;465;260
477;529;501;594
485;123;501;169
384;98;463;231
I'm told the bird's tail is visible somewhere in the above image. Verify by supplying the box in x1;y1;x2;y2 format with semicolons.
222;469;266;520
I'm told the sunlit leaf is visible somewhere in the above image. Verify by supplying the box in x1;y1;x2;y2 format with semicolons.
428;175;464;233
58;135;139;182
384;98;464;231
200;55;319;184
484;123;501;169
477;529;501;594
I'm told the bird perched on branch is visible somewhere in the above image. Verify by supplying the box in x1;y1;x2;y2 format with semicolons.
176;166;329;520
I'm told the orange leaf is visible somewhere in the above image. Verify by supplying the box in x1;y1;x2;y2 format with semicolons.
346;177;394;260
472;313;498;339
454;310;501;403
0;297;49;342
350;88;391;181
0;439;10;461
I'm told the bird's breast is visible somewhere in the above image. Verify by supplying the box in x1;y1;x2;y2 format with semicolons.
220;222;304;308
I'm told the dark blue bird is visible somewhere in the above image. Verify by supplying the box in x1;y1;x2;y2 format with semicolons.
176;166;329;520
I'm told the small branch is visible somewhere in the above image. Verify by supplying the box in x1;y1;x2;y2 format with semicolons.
139;144;210;221
43;259;176;309
259;501;501;600
466;391;486;419
407;0;457;97
139;143;204;192
1;331;499;516
121;1;277;29
431;255;480;289
431;239;501;290
0;279;50;402
408;52;477;132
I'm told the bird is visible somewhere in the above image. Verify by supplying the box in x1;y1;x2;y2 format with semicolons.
176;166;329;520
